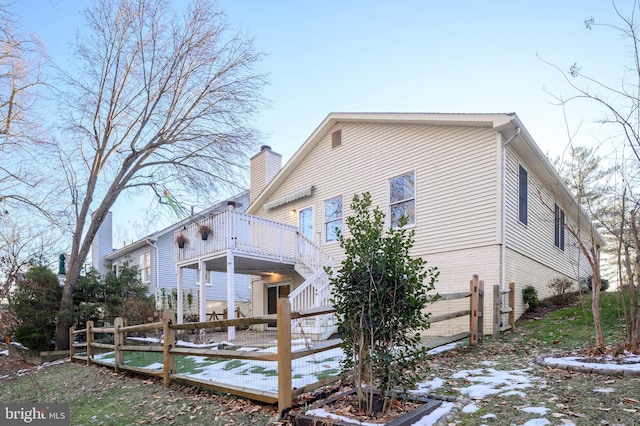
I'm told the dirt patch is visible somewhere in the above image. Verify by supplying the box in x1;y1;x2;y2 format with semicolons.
0;354;34;378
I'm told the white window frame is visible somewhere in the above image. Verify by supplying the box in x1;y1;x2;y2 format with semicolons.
388;170;416;228
323;195;343;243
138;251;151;284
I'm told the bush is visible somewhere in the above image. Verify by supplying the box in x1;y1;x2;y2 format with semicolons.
547;277;574;306
11;266;62;351
331;193;439;414
523;285;541;312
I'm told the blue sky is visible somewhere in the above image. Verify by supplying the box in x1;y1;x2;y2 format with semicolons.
9;0;626;241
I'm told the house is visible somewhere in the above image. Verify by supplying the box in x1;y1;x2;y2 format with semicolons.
243;112;603;335
91;191;252;323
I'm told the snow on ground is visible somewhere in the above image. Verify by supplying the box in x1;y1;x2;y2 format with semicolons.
544;352;640;373
91;340;639;425
0;349;8;357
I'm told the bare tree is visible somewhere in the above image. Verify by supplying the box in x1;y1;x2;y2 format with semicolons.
0;1;51;219
0;1;45;141
46;0;265;349
547;0;640;351
0;213;63;340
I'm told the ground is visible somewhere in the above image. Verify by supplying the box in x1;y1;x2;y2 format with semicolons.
2;299;640;425
0;354;31;377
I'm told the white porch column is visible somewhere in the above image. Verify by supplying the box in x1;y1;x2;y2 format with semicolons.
227;249;236;341
176;267;183;324
199;260;207;323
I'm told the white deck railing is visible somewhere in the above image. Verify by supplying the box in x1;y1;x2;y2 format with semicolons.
174;210;298;264
288;260;334;312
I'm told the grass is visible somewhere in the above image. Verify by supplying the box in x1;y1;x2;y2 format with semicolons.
431;290;640;426
2;291;637;425
518;291;629;349
0;362;276;425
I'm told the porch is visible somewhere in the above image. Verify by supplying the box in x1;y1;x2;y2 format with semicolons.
173;209;334;341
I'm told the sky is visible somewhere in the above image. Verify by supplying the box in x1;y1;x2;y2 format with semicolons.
8;0;629;242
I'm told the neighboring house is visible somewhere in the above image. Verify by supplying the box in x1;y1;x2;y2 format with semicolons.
244;112;603;335
91;191;252;322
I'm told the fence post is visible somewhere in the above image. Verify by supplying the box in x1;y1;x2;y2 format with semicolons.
478;279;484;345
469;275;479;346
69;326;75;361
113;317;124;373
509;282;516;331
277;297;292;413
493;285;500;339
163;309;176;387
86;320;94;365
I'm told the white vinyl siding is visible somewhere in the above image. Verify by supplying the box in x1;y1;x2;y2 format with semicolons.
254;122;501;287
505;147;590;283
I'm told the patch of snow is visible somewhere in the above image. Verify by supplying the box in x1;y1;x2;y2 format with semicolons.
462;402;479;413
544;356;640;372
500;390;527;397
9;341;28;351
426;342;460;355
523;419;550;426
481;413;497;419
135;362;162;370
410;377;445;394
304;408;380;426
593;387;615;393
409;401;454;425
0;349;8;356
520;406;548;415
480;360;497;366
454;368;534;399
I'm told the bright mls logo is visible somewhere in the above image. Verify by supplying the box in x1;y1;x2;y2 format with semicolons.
1;404;68;425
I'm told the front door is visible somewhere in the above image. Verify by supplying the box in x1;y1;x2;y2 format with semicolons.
266;283;290;328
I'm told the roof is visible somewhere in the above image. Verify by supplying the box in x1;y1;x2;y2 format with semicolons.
246;112;604;247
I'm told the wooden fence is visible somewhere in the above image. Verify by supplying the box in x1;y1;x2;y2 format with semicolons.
425;274;484;348
493;282;516;338
69;275;489;411
70;302;341;412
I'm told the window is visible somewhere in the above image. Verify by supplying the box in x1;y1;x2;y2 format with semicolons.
554;204;565;250
518;165;528;225
389;171;415;228
299;206;313;239
139;251;151;283
324;196;343;243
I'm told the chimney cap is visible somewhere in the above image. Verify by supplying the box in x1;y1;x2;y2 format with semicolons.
260;145;271;152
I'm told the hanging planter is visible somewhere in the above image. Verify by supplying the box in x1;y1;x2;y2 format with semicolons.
198;224;212;241
176;234;187;248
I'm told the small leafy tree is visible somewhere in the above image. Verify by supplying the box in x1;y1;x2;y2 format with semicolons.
331;193;438;414
11;266;62;351
73;268;104;329
102;262;154;325
72;263;155;327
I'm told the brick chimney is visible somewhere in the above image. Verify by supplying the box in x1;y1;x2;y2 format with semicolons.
250;145;282;203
